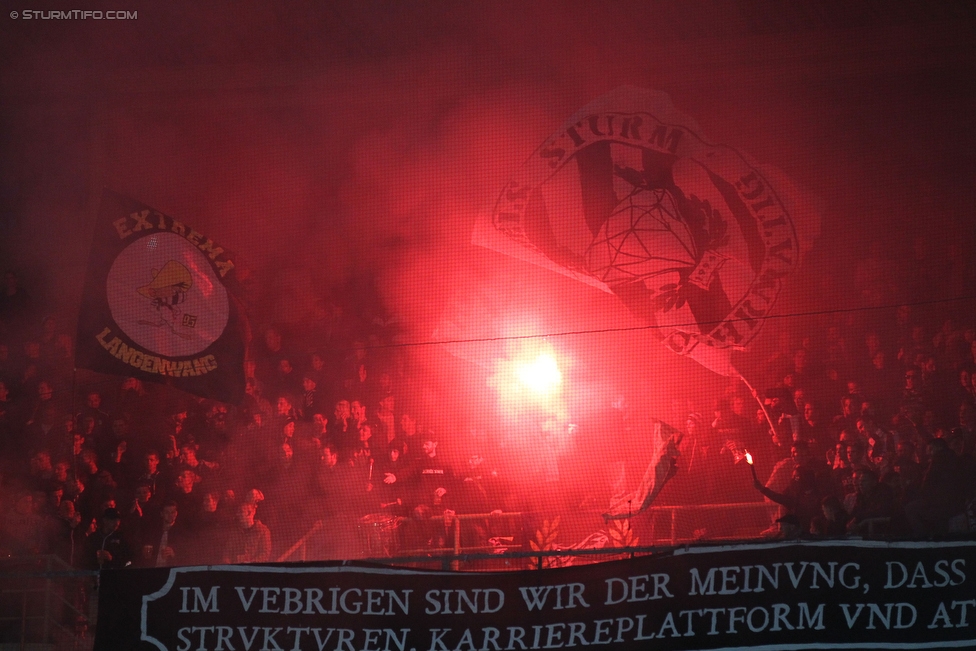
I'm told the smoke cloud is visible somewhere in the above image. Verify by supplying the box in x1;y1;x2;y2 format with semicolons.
1;1;974;549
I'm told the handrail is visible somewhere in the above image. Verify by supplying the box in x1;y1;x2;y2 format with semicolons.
0;554;94;649
641;501;779;546
420;511;524;570
275;519;325;563
271;502;779;568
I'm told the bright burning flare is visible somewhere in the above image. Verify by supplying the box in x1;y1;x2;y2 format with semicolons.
517;353;562;394
745;451;753;465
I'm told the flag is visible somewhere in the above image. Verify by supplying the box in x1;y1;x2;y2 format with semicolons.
603;421;682;520
75;190;247;404
479;86;820;376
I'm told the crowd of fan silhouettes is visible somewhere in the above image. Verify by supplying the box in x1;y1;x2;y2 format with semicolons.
2;253;976;572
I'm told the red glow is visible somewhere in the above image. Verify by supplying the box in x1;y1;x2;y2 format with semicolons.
488;339;569;416
517;353;562;394
486;339;575;482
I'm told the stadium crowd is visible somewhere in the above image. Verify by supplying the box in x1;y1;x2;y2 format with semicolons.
0;270;517;570
2;246;976;571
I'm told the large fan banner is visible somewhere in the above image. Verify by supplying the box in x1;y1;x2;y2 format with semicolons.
75;190;246;403
94;540;976;651
476;87;819;376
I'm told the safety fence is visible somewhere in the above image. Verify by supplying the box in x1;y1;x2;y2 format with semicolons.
276;501;780;568
0;502;779;649
0;556;94;651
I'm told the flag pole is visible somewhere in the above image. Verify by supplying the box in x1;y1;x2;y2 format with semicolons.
737;371;777;445
70;366;78;479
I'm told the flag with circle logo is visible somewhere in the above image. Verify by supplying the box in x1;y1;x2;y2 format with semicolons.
75;190;247;403
477;87;819;376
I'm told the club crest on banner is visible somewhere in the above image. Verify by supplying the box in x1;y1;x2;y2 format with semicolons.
485;87;818;375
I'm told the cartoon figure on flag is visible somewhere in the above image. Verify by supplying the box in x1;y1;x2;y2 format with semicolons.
478;87;819;517
137;260;194;339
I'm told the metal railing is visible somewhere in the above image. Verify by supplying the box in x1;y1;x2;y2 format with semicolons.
0;556;95;651
276;511;527;569
276;520;325;563
276;502;779;569
0;501;782;647
643;501;779;546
